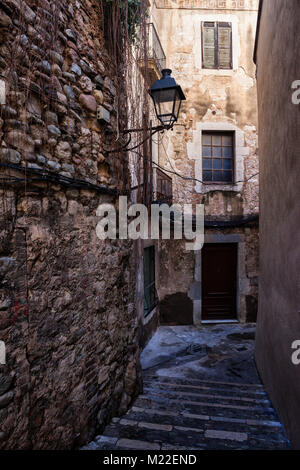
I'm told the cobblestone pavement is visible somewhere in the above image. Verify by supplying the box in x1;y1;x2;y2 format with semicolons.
83;324;291;450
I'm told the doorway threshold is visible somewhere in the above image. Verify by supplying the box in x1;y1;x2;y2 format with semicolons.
202;319;239;324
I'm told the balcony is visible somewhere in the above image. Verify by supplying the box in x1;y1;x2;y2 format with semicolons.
153;167;172;205
139;23;166;84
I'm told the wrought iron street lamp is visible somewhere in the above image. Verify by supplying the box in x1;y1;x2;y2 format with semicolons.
149;69;186;130
106;69;186;153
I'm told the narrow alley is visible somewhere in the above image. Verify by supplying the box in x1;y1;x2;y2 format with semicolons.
84;325;291;451
0;0;299;454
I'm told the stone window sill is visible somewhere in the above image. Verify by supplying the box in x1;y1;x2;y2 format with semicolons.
201;183;242;193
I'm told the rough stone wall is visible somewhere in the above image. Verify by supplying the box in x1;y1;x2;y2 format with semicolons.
0;0;142;449
151;2;259;324
254;0;300;450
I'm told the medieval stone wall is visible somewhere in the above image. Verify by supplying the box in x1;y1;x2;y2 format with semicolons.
0;0;142;449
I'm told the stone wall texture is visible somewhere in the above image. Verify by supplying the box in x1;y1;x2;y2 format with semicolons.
254;0;300;450
0;0;142;449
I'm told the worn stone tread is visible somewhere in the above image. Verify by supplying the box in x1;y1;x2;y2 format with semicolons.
120;412;288;444
143;385;270;405
83;367;290;450
144;374;264;389
142;380;267;398
204;429;248;442
116;438;160;450
126;408;285;437
133;398;278;421
136;395;275;415
87;430;291;451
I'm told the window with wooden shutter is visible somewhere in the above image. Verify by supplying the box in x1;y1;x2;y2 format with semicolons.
202;22;216;69
218;22;232;69
202;22;232;70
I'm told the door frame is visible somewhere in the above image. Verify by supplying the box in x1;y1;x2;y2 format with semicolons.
201;242;238;321
190;233;247;326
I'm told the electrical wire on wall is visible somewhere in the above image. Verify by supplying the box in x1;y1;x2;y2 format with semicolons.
129;145;259;194
152;160;259;186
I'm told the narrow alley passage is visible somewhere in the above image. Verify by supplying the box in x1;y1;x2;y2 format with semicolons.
83;325;291;450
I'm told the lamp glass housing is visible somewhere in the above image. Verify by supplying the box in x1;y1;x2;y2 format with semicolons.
149;69;186;129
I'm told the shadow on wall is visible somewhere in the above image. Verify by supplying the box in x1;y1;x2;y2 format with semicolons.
160;292;193;325
246;295;258;322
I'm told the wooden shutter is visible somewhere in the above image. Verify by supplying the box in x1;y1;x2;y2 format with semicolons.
217;22;232;69
202;22;217;69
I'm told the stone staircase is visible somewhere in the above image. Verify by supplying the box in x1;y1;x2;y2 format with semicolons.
84;373;291;450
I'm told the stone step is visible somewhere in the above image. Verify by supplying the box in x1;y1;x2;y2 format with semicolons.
142;379;267;398
134;394;278;420
138;391;274;412
144;374;264;391
143;385;271;406
90;419;291;450
126;406;287;440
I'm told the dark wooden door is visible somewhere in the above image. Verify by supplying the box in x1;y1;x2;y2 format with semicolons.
202;243;237;320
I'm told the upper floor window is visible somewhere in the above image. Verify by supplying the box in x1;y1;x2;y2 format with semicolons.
202;132;234;183
202;21;232;70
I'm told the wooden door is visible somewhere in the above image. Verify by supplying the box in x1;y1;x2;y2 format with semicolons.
202;243;237;320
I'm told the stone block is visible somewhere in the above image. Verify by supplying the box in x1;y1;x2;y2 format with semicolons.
97;106;110;124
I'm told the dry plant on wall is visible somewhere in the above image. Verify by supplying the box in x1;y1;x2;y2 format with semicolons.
100;0;152;203
0;0;63;323
0;0;151;197
0;0;150;343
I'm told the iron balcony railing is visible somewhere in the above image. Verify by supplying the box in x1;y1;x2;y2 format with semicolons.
153;167;172;205
147;23;166;74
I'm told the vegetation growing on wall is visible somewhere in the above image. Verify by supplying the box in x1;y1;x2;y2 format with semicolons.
105;0;142;43
100;0;152;204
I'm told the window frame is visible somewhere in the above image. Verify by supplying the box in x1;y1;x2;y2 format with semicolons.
202;131;235;184
201;21;233;70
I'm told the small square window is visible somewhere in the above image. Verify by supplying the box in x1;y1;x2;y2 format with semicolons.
212;147;222;158
222;135;232;146
203;146;212;157
223;159;233;170
223;147;233;158
212;135;221;145
213;159;222;170
203;159;212;170
203;171;213;182
202;132;234;183
202;134;212;145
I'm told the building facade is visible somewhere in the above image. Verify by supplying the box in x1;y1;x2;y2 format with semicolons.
147;0;260;327
254;0;300;450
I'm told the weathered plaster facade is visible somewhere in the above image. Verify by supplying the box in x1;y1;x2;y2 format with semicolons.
151;0;259;325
